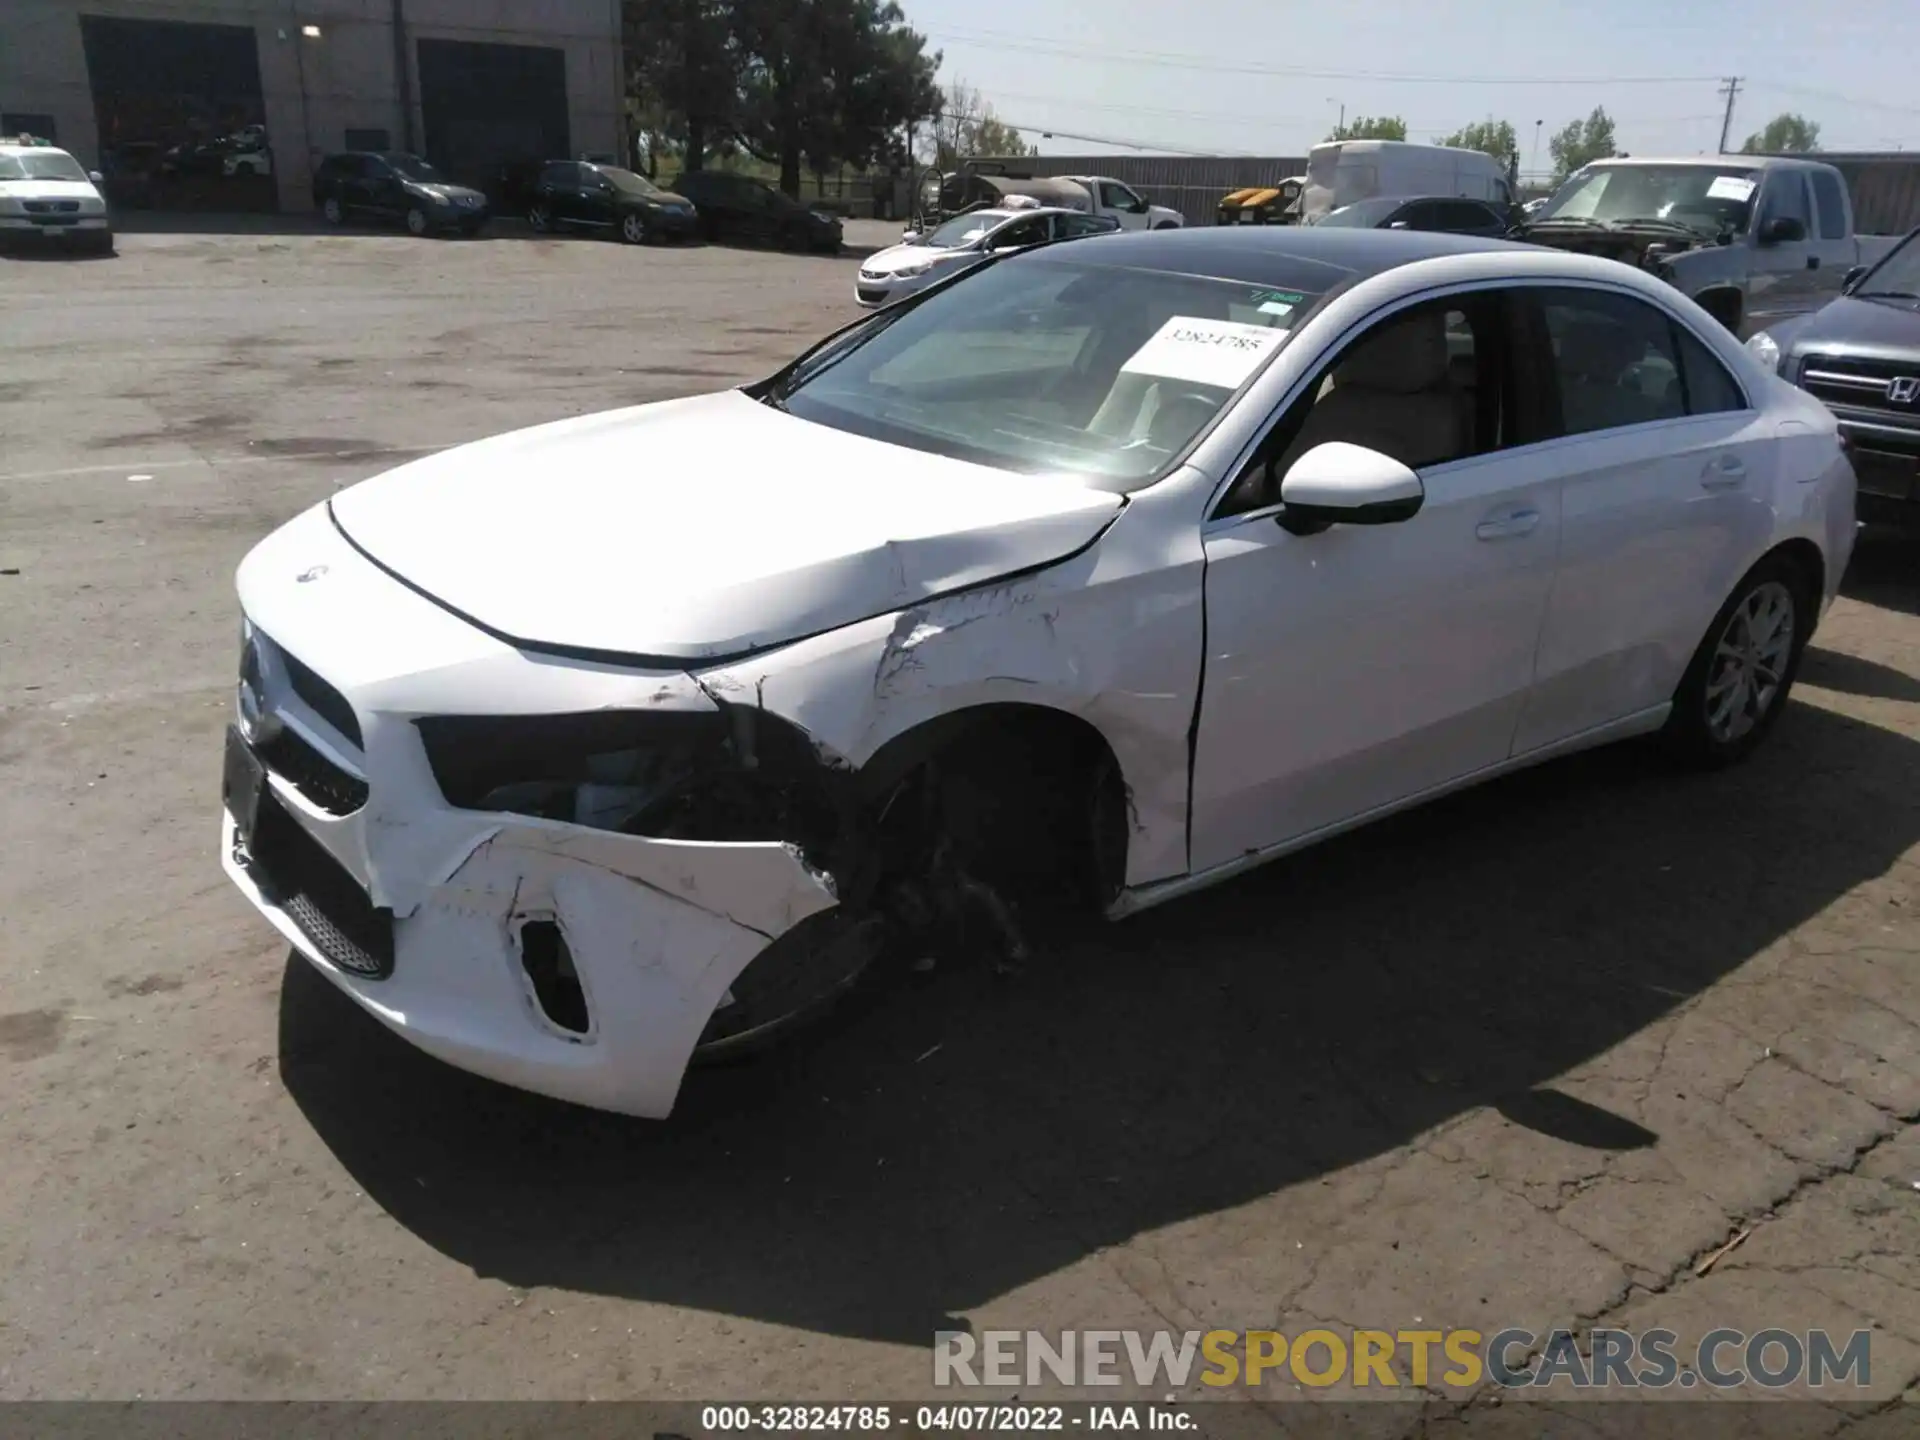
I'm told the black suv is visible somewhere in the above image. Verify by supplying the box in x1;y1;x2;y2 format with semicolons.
527;161;698;244
312;152;490;237
669;170;843;252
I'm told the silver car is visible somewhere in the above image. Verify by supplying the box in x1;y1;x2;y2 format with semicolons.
855;206;1120;307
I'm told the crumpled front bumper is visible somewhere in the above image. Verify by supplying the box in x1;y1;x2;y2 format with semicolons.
221;502;840;1117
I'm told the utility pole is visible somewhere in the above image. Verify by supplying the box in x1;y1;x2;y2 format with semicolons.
1716;77;1742;155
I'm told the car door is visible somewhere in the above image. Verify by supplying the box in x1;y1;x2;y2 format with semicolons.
1747;168;1819;327
532;161;574;223
1100;180;1149;230
1189;289;1563;872
576;164;617;228
359;156;402;219
1505;284;1779;754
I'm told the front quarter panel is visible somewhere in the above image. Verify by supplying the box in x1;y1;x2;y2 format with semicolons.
697;481;1209;889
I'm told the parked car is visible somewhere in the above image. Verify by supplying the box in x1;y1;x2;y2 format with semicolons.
1217;178;1306;226
1314;194;1514;237
527;161;698;244
1056;174;1186;230
312;151;489;237
915;166;1183;234
1521;156;1902;337
668;169;843;251
1748;225;1920;527
221;227;1853;1119
0;137;113;253
856;205;1119;306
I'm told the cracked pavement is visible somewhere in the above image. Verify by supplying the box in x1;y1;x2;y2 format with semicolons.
3;227;1920;1432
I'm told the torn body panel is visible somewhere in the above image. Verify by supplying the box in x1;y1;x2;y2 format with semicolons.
223;806;836;1118
697;487;1209;893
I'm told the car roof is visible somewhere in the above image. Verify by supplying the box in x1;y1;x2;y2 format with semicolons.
0;142;77;157
1055;224;1523;288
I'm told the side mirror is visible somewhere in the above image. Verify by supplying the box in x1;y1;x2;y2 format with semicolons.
88;170;104;185
1276;443;1425;534
900;229;920;243
1843;264;1867;293
1758;215;1806;245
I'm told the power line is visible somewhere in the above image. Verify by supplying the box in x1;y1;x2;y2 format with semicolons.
928;25;1722;86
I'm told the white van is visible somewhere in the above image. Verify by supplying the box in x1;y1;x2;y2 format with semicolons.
1300;140;1514;224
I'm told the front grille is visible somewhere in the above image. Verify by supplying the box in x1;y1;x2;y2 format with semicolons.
278;646;363;748
260;727;368;815
245;793;394;979
857;286;889;303
23;200;79;214
1801;353;1920;416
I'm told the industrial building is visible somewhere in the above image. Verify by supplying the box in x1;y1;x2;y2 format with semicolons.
0;0;624;213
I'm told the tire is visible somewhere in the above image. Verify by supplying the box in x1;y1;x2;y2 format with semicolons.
94;229;116;256
528;202;552;233
619;211;648;245
1152;220;1180;230
1661;552;1814;768
690;909;888;1064
321;196;343;226
404;206;430;237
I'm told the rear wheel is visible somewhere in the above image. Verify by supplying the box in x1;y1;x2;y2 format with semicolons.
1662;553;1813;768
528;202;552;233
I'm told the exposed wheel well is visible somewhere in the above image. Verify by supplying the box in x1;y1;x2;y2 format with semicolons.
859;703;1130;911
1694;287;1744;335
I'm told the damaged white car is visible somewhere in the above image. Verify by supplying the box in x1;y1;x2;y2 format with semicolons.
223;226;1855;1117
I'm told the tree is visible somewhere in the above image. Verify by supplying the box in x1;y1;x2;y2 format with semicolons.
1330;115;1407;141
1438;119;1519;167
928;81;1035;167
1741;112;1821;154
624;0;739;173
1548;106;1617;181
731;0;941;196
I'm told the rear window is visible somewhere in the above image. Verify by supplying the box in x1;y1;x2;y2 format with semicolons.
775;256;1323;490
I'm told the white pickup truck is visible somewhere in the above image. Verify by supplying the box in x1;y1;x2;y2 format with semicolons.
1520;155;1901;337
1055;174;1185;231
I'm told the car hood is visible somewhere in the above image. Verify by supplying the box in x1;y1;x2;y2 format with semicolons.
862;241;975;275
0;177;102;203
1783;293;1920;357
326;389;1124;663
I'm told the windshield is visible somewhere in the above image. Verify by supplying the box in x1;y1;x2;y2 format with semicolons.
1856;232;1920;299
597;166;662;196
774;256;1320;489
386;154;447;183
1316;197;1402;228
922;213;1004;248
0;151;89;183
1536;163;1757;234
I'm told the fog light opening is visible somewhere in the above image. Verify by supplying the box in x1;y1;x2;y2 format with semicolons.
516;918;590;1036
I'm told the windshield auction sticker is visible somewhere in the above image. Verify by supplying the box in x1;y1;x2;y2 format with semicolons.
1707;175;1757;202
1120;316;1289;390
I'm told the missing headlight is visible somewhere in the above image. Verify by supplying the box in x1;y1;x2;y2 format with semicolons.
414;708;853;860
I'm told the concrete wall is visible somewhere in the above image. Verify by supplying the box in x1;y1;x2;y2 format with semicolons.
0;0;623;211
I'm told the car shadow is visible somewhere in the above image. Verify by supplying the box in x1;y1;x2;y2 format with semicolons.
1843;526;1920;619
279;700;1920;1346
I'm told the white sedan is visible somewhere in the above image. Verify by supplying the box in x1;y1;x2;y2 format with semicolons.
855;205;1120;307
222;227;1856;1117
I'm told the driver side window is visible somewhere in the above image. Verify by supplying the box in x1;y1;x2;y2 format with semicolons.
1214;293;1515;520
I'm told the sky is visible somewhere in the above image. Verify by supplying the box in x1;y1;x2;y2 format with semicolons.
900;0;1920;174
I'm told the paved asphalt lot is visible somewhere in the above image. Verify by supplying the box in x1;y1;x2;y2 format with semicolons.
4;220;1920;1428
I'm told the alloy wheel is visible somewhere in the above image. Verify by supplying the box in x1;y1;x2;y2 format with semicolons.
529;204;551;232
321;198;342;225
1704;579;1796;744
405;207;428;236
621;213;646;244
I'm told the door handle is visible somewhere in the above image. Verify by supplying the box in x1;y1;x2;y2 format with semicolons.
1476;507;1541;540
1701;454;1747;490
